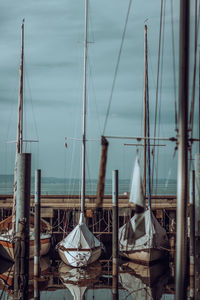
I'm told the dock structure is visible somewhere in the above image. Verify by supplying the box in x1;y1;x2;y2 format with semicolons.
0;194;176;240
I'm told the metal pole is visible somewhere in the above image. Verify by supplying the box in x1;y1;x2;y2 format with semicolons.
81;0;88;218
143;25;147;197
14;153;31;300
34;169;41;278
34;279;40;300
112;170;119;300
195;153;200;299
176;0;190;298
189;170;195;299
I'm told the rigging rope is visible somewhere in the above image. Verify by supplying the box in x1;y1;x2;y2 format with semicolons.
170;0;178;132
102;0;133;135
189;0;200;137
151;0;164;192
154;0;166;194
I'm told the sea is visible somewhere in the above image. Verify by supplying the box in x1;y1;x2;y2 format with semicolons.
0;175;177;196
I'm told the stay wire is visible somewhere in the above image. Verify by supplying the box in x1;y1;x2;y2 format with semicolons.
151;0;163;190
170;0;178;132
103;0;133;135
155;0;166;194
189;0;200;137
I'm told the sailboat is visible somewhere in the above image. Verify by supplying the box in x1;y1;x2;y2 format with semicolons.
56;0;101;267
0;20;51;262
118;25;169;264
119;156;168;263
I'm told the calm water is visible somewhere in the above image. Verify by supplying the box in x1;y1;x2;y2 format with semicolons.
0;178;177;195
0;257;175;300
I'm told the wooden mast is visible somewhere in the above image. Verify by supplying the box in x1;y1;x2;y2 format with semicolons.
12;19;25;231
80;0;88;221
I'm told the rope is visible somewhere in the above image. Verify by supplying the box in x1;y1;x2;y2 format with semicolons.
151;0;163;190
103;0;133;135
154;0;166;195
170;0;178;132
189;0;200;136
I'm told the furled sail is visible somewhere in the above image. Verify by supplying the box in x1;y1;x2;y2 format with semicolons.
129;156;145;208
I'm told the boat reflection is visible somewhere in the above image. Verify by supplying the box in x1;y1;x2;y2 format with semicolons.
0;255;50;298
58;261;102;300
119;261;170;300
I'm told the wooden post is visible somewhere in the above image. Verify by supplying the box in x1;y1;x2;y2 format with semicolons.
34;169;41;278
14;153;31;300
112;170;118;300
96;136;109;207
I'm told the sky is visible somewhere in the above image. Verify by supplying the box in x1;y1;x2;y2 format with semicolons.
0;0;199;184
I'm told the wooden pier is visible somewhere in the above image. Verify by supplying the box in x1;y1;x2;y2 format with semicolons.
0;194;177;240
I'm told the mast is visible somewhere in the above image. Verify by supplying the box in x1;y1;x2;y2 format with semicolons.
17;19;24;154
144;25;151;208
12;19;25;231
143;25;147;198
199;50;200;152
175;0;190;298
81;0;88;218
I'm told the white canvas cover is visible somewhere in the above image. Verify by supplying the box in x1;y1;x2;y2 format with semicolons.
129;156;145;208
59;214;101;250
119;209;168;252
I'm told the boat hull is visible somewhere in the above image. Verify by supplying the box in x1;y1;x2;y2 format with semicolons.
0;235;51;262
58;245;101;267
120;248;166;265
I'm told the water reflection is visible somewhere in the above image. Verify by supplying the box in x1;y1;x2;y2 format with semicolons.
0;256;173;299
58;261;102;300
0;256;50;299
119;261;170;300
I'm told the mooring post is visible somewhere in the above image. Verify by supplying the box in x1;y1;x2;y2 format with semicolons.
34;169;41;278
14;153;31;300
195;153;200;299
112;170;119;300
96;136;109;207
34;278;40;300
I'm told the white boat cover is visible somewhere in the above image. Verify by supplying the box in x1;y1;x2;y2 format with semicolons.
129;156;145;208
119;209;168;252
59;214;101;250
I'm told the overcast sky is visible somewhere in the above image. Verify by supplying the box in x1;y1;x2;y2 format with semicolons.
0;0;199;184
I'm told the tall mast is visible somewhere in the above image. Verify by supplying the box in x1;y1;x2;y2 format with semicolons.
175;0;190;298
144;25;151;208
143;25;147;198
199;50;200;152
81;0;88;218
17;19;24;154
12;19;25;232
